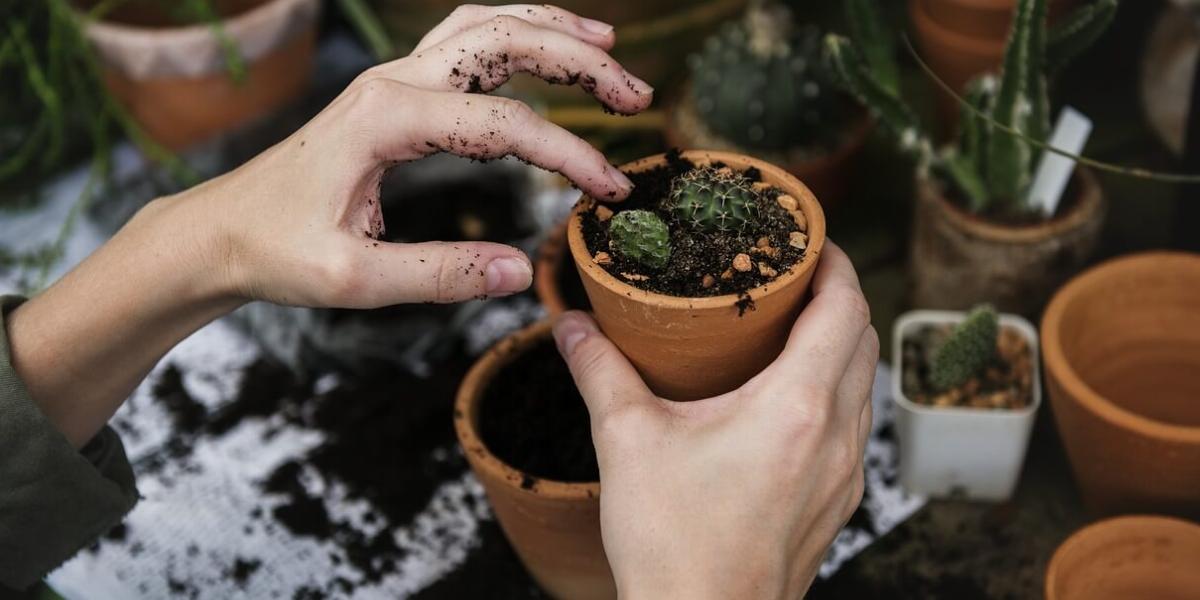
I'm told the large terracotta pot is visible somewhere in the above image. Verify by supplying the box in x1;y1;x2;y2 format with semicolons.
1044;515;1200;600
454;320;614;600
909;167;1105;316
1041;252;1200;518
666;88;874;210
567;150;827;401
83;0;318;150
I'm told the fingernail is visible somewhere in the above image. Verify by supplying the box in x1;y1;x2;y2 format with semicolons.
580;17;614;36
625;72;654;96
610;167;634;194
553;312;595;356
484;256;532;296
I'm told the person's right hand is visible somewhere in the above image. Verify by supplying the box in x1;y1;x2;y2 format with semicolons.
552;242;878;599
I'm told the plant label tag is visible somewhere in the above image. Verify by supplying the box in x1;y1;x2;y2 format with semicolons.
1027;106;1093;218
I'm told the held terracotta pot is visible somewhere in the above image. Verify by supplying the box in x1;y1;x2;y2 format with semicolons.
666;88;874;209
1041;252;1200;519
83;0;318;150
454;320;614;600
567;150;827;401
909;167;1105;316
1044;515;1200;600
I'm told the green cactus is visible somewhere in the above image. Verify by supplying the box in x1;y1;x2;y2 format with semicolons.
825;0;1117;216
608;210;671;270
686;2;854;153
930;305;999;391
667;167;760;233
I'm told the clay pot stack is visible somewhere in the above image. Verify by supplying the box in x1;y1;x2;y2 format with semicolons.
1045;516;1200;600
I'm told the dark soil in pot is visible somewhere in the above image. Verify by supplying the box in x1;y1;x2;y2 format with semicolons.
580;150;807;298
901;324;1034;410
479;341;598;483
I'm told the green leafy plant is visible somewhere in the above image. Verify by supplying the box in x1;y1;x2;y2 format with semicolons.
666;166;760;233
608;210;672;270
825;0;1117;216
686;1;855;153
930;304;999;391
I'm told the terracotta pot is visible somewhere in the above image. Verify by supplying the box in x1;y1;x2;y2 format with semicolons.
534;220;571;316
1044;515;1200;600
567;150;827;401
666;87;874;210
83;0;318;150
920;0;1081;41
909;167;1105;316
454;320;614;600
1041;252;1200;519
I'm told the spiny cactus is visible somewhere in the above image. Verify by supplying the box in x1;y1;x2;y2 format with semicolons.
667;167;760;233
686;2;853;153
930;305;999;391
825;0;1117;216
608;210;671;270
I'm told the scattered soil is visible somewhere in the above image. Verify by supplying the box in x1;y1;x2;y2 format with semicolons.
478;340;598;483
901;324;1034;410
581;149;807;298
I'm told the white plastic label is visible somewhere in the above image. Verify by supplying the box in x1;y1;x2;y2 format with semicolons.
1027;106;1094;217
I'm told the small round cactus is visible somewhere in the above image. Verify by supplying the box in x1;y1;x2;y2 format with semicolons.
930;305;999;391
608;210;671;270
667;167;760;233
686;2;852;153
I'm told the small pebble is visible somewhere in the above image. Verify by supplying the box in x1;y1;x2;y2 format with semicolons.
620;272;649;281
720;268;734;281
757;262;778;278
791;209;808;232
595;205;614;222
592;251;612;266
776;194;798;211
788;231;808;249
756;236;771;249
752;181;773;193
715;166;734;177
732;253;753;272
701;274;716;288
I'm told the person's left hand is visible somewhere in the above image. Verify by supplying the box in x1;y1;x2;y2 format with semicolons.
165;3;653;309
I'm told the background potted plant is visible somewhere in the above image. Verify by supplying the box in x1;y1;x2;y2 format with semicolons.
666;1;872;207
827;0;1115;315
1041;252;1200;518
454;319;614;600
566;149;826;401
892;304;1041;501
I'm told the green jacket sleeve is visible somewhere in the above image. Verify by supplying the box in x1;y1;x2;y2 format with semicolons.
0;296;139;590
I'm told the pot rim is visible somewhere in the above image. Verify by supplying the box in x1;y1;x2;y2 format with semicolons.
916;166;1103;244
454;319;601;500
566;150;827;310
1041;251;1200;443
910;0;1008;54
891;309;1043;417
1044;514;1200;600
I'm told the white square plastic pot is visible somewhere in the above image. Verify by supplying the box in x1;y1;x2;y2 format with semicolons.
891;310;1042;501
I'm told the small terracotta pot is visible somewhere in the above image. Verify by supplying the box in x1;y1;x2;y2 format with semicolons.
534;220;572;316
84;0;318;150
454;320;614;600
567;150;827;401
1044;515;1200;600
666;88;873;210
1041;252;1200;519
909;167;1105;316
920;0;1080;42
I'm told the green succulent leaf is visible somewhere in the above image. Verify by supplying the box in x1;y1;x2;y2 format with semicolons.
608;209;672;271
930;305;999;391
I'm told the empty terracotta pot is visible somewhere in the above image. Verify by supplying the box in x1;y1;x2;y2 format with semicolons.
666;89;874;209
83;0;318;150
910;167;1105;316
1045;515;1200;600
534;220;571;316
1042;252;1200;518
567;150;827;401
454;320;614;600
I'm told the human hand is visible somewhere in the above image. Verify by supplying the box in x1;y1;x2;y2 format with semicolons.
171;3;653;309
552;243;878;599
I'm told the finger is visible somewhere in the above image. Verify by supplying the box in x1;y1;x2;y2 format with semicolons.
766;242;871;395
379;15;653;115
553;311;653;420
835;325;880;425
328;238;532;308
355;81;634;199
857;397;873;452
413;4;615;54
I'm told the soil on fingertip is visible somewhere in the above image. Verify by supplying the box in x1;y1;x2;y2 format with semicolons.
477;341;598;483
581;149;807;299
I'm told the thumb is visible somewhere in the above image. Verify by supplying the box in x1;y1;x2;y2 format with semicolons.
553;311;653;420
343;240;532;307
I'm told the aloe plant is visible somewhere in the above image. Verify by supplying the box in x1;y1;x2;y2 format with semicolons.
825;0;1117;216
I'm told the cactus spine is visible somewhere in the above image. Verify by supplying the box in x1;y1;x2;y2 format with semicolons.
608;210;671;270
826;0;1117;215
667;167;760;233
930;305;999;391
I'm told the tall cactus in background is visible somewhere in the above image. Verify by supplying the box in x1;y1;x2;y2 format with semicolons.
826;0;1117;216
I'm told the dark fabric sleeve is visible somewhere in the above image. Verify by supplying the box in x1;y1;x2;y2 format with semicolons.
0;295;139;590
